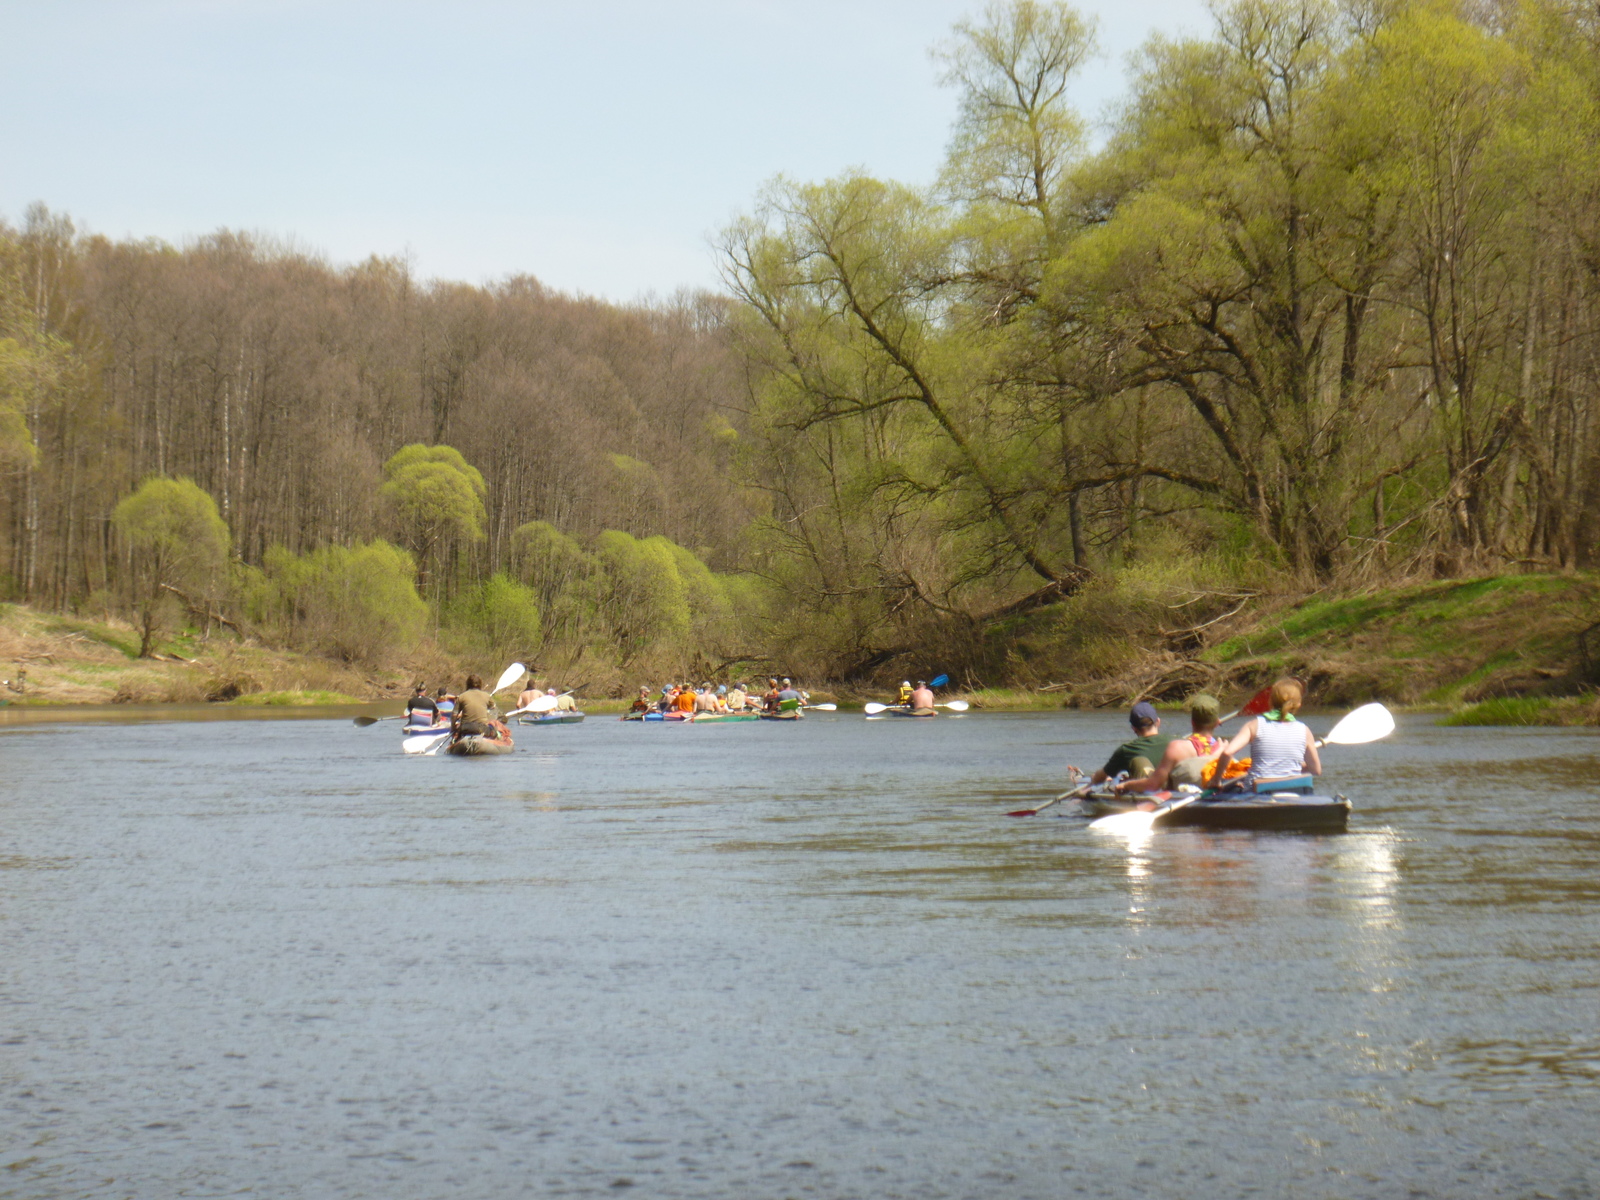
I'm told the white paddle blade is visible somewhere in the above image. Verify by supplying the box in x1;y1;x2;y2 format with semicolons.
1322;702;1395;745
1089;795;1200;833
942;700;970;712
492;662;528;694
403;731;451;755
527;695;559;713
1089;808;1158;833
863;702;887;714
807;703;838;711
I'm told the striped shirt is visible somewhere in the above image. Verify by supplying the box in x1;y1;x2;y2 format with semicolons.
1249;716;1309;780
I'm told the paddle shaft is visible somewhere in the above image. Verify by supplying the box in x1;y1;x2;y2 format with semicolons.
1007;785;1087;817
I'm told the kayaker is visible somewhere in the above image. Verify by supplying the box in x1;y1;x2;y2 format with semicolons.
435;689;456;720
777;678;802;706
452;674;501;740
1212;678;1320;787
516;682;542;711
404;684;440;730
762;679;782;714
910;680;935;711
897;680;914;707
550;688;579;712
627;687;652;716
695;685;719;713
1115;693;1222;796
1073;700;1173;785
675;685;697;714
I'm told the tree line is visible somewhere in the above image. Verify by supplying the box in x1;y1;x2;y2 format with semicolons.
5;0;1599;690
0;219;766;680
722;0;1600;681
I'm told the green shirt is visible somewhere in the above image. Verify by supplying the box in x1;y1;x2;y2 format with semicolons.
1103;733;1173;778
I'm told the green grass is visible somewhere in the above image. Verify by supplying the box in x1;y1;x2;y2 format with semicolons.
1439;697;1556;726
229;690;362;706
1198;574;1596;708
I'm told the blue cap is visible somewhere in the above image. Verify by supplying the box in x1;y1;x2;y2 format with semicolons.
1130;701;1160;727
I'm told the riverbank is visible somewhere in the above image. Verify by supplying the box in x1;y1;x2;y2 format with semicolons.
959;573;1600;726
0;604;421;707
7;573;1598;724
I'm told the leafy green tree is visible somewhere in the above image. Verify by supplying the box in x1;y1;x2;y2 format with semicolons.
257;540;428;665
446;572;541;661
592;530;691;666
511;520;597;647
934;0;1096;251
379;444;487;589
112;476;231;656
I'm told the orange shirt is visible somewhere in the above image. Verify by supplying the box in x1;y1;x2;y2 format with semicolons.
675;690;697;713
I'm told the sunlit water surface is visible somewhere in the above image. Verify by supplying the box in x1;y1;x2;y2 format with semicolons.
2;710;1597;1198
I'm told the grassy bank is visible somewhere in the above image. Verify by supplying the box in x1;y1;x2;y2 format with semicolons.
0;604;417;707
961;572;1599;726
1201;575;1599;712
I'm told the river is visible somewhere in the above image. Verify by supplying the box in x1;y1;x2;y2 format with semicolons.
1;709;1596;1198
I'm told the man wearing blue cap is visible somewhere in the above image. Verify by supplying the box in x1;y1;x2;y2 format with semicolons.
1076;700;1173;786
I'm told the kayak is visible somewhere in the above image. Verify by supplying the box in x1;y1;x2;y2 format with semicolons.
760;710;804;721
1079;789;1351;832
518;711;585;725
867;706;937;719
446;732;515;756
685;712;762;723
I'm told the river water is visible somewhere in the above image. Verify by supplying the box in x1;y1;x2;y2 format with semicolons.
1;709;1596;1198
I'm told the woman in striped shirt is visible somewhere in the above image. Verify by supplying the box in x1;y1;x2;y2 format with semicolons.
1212;678;1321;787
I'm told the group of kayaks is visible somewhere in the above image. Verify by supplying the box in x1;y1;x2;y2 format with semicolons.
372;661;1385;835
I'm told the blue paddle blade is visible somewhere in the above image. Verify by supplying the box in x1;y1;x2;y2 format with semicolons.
929;674;949;688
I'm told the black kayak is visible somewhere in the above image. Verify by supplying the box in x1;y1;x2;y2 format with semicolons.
1081;791;1351;832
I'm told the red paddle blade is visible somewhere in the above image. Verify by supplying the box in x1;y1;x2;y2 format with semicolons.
1006;807;1042;816
1241;685;1273;717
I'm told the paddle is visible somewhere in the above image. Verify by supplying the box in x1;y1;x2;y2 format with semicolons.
862;699;968;715
1088;702;1396;833
929;674;949;688
506;694;560;719
1220;685;1273;724
1316;701;1395;747
1007;784;1088;817
352;713;407;727
801;703;838;711
402;729;452;755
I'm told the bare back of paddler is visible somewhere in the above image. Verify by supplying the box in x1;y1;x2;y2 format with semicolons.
1116;693;1223;801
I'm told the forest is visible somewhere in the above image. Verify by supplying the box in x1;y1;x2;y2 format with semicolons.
3;0;1599;695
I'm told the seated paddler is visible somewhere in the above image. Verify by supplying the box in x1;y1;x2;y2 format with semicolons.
452;674;502;739
1212;677;1320;789
1113;693;1223;800
1071;700;1173;786
404;683;440;730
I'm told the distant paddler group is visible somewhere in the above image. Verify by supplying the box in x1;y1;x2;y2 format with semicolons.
352;662;558;754
624;677;832;721
863;674;969;718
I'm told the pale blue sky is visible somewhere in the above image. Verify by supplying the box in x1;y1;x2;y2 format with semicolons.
3;0;1212;300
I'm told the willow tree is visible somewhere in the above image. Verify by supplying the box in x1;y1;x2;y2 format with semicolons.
112;476;231;656
379;443;486;593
